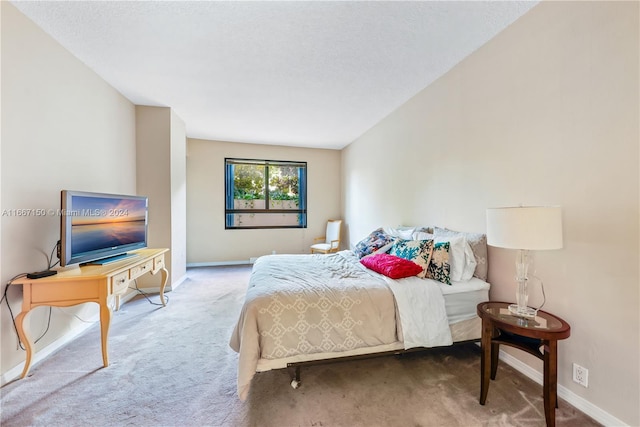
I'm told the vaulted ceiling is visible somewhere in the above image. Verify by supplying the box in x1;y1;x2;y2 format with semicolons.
12;1;537;149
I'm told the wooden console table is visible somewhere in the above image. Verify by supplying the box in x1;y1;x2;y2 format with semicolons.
11;248;169;378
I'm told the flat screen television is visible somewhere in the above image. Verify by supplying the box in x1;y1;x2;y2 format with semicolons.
60;190;148;267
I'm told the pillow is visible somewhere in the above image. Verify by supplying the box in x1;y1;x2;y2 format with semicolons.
353;228;395;258
383;226;416;240
434;227;487;281
460;240;477;281
425;241;451;285
433;234;477;282
370;240;395;256
412;231;433;241
389;239;434;278
360;253;423;279
415;226;434;234
461;241;478;282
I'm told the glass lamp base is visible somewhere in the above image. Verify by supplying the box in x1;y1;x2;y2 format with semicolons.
508;304;537;318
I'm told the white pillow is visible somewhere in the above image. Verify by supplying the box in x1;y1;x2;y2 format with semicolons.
412;231;433;240
460;239;477;281
383;226;416;240
433;234;477;282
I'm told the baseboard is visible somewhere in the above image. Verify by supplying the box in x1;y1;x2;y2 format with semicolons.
170;273;187;290
187;260;252;267
498;349;628;426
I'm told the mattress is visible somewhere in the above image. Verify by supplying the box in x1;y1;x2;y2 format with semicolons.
440;277;491;324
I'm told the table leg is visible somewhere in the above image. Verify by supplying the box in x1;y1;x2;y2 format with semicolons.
480;317;492;405
543;339;558;427
15;311;33;379
99;303;112;368
490;340;500;380
159;267;168;306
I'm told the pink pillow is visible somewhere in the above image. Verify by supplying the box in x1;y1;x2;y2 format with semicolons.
360;253;423;279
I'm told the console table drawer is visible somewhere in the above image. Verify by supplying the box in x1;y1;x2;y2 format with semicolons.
130;260;153;279
153;254;165;271
111;271;129;295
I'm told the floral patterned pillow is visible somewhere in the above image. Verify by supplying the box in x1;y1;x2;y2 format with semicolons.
425;241;451;285
354;228;395;258
389;239;434;278
433;227;487;281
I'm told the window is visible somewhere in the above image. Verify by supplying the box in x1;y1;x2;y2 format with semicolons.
225;158;307;229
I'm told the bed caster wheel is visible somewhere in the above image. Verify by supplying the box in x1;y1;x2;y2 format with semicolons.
290;379;301;389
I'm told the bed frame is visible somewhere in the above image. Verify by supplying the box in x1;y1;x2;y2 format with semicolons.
284;338;480;389
268;315;484;389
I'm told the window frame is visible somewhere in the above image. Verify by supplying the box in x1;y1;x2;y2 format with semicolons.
224;158;307;229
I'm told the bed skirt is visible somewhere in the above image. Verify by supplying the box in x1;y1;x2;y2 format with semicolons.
255;316;481;373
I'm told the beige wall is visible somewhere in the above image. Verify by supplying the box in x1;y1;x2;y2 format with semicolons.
342;2;639;425
1;3;137;376
187;139;341;263
135;106;187;286
170;110;188;281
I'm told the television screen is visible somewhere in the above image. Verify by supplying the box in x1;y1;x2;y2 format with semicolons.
60;190;148;266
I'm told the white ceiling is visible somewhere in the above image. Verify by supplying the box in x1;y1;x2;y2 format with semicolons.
11;1;537;150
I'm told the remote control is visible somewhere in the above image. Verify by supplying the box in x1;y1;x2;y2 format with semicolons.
27;270;57;279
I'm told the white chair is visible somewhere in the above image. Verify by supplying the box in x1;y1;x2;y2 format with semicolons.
310;220;342;254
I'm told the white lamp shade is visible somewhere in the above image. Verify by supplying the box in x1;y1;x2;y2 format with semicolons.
486;206;563;250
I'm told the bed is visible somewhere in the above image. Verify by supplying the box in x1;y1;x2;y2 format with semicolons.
229;226;489;400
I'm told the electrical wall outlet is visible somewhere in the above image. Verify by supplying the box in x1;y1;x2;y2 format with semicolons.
573;363;589;387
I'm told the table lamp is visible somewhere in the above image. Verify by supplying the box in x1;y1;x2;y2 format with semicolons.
486;206;563;317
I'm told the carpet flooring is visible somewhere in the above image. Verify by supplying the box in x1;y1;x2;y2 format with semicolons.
1;265;601;427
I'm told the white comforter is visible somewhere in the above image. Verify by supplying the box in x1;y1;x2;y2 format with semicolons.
229;251;451;400
380;275;453;349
